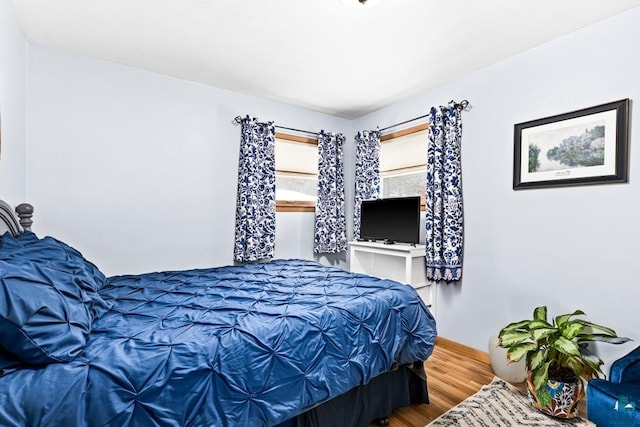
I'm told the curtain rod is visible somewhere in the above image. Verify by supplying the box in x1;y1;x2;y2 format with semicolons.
378;99;470;133
378;113;429;133
275;125;319;136
234;98;469;136
233;116;319;136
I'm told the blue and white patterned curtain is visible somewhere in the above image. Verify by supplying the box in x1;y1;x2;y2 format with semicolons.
425;106;464;282
314;132;347;254
234;117;276;263
353;130;381;240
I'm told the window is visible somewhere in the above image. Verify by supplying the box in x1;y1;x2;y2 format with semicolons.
275;133;318;212
379;123;428;207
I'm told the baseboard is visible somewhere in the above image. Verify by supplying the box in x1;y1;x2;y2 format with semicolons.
435;336;491;365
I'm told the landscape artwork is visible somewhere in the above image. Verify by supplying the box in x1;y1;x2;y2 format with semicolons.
513;99;629;189
527;120;606;174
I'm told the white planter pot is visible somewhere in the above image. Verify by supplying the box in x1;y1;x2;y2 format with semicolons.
488;335;526;383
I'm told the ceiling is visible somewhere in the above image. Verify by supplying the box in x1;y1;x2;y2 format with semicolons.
9;0;640;119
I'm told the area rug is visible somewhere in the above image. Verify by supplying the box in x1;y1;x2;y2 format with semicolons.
426;377;595;426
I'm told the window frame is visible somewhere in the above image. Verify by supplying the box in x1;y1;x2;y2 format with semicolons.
275;132;318;213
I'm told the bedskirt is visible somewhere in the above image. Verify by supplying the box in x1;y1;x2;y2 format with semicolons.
283;362;428;427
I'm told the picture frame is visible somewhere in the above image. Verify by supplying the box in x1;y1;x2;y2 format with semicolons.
513;99;629;190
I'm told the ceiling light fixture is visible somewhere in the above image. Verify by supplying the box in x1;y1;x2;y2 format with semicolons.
341;0;383;8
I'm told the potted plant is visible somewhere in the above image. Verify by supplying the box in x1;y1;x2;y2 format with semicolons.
498;306;630;419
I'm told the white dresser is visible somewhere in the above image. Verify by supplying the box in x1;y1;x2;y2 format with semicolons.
348;241;436;318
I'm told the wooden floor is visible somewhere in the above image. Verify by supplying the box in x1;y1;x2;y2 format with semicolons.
383;343;496;427
373;340;587;426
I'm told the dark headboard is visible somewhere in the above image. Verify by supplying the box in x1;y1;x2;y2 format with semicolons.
0;199;34;237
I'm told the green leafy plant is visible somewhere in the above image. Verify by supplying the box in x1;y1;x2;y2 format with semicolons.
498;306;629;403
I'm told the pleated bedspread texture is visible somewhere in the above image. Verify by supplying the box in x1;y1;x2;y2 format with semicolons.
0;259;436;426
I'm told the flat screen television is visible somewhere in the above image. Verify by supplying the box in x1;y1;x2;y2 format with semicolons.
359;196;420;244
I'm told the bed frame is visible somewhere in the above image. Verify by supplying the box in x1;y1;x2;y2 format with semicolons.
0;198;428;427
0;199;33;236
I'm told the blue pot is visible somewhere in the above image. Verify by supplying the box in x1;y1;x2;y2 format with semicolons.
526;372;584;418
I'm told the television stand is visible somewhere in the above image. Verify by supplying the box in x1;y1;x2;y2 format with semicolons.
348;241;436;318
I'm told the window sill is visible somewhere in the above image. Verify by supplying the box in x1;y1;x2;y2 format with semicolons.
276;201;315;212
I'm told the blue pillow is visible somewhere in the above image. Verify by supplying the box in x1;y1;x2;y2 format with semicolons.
0;259;93;364
0;232;112;365
0;232;110;320
0;230;39;250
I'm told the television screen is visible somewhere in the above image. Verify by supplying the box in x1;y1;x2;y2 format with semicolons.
359;196;420;244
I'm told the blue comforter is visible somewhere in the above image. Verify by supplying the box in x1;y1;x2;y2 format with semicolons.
0;258;436;426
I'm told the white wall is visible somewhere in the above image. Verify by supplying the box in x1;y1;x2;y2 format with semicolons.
0;0;28;205
353;7;640;364
26;45;350;276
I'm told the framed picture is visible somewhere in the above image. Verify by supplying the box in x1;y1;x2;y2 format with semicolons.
513;99;629;190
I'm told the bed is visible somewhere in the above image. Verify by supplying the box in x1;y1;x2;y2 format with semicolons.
0;199;436;427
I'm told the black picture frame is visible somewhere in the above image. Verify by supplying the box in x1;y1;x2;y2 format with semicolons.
513;99;629;190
